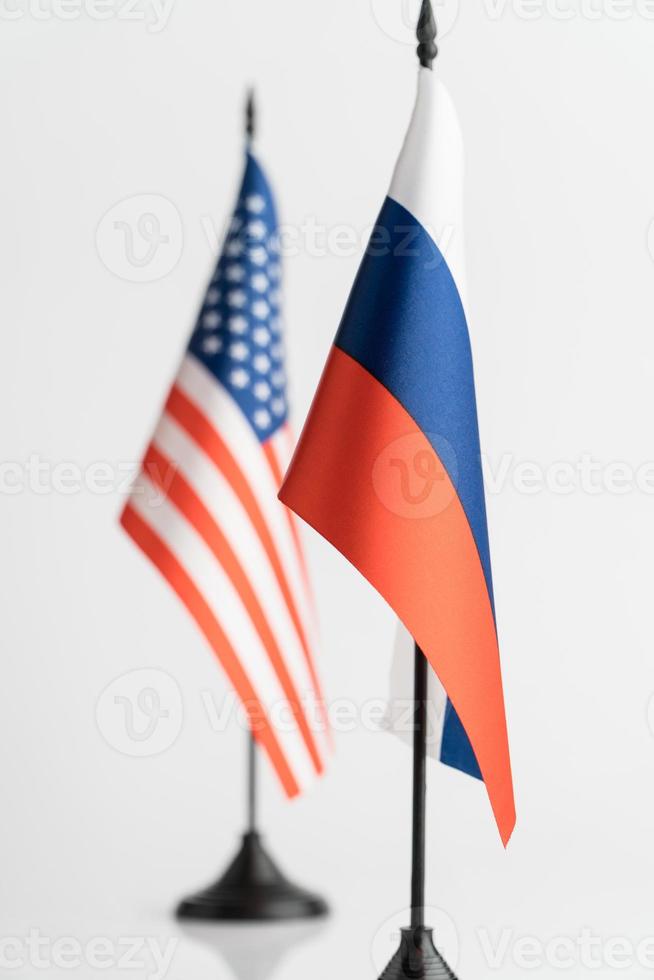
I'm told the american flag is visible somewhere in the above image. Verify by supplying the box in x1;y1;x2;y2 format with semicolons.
121;150;328;797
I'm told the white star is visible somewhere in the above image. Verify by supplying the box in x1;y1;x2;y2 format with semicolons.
254;353;271;373
250;246;267;266
228;315;248;335
202;336;223;355
203;311;221;330
227;290;247;309
225;265;245;283
226;238;244;258
271;369;285;387
246;194;266;214
271;397;286;416
251;273;269;293
254;408;271;430
230;368;250;388
254;381;271;401
230;216;243;232
268;263;281;280
270;316;282;334
229;342;249;361
248;220;267;240
270;289;281;306
271;342;284;360
206;287;221;305
252;300;270;320
253;327;271;346
269;234;280;254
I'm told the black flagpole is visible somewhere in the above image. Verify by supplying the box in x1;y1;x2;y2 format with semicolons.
410;645;428;933
378;5;458;977
176;93;328;922
246;87;256;147
379;652;457;979
248;731;258;834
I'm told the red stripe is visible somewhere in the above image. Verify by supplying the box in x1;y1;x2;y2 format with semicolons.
165;386;318;698
143;443;324;776
263;437;311;580
263;435;327;721
280;347;516;845
120;504;300;798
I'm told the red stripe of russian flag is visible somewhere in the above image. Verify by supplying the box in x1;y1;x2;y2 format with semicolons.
280;346;516;845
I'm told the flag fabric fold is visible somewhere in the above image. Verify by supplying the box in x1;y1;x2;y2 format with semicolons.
121;150;328;798
279;70;515;844
384;623;480;778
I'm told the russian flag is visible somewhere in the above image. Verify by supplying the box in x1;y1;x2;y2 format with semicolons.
280;68;516;845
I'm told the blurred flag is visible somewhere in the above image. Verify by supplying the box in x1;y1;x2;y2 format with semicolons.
280;69;515;844
121;149;328;798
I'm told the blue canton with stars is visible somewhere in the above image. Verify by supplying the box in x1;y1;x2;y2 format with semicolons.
188;152;287;443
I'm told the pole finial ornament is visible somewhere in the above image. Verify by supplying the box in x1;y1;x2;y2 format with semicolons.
246;88;255;143
417;0;438;69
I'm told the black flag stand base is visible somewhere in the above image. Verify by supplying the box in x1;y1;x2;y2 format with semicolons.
176;735;328;922
175;830;328;922
376;645;459;980
380;928;457;980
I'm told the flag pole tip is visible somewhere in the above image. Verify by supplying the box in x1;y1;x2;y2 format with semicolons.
416;0;438;69
245;88;256;143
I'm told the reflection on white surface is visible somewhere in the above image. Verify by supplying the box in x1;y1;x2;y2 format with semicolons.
180;920;328;980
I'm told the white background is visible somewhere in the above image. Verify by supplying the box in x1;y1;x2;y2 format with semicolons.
1;1;654;977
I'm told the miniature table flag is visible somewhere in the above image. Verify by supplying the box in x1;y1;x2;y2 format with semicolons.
280;68;516;844
121;148;328;799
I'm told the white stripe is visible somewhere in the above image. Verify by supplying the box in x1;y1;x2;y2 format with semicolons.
152;413;327;755
388;69;468;310
270;429;311;573
386;623;447;761
269;426;294;479
129;475;316;790
386;71;467;765
269;425;321;638
176;354;318;648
